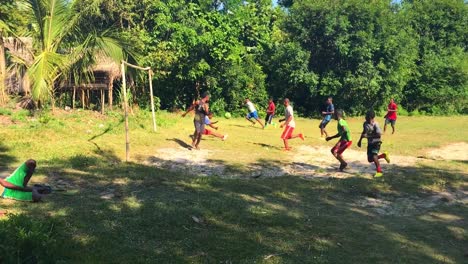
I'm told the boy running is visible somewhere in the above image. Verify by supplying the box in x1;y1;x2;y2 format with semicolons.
182;91;211;149
357;110;390;178
319;97;334;138
245;98;265;128
384;98;398;134
326;109;352;171
265;97;275;127
279;98;304;150
203;113;228;141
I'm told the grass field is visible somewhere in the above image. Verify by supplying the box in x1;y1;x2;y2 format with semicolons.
0;108;467;263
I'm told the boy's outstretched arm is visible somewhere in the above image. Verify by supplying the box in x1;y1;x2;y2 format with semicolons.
182;104;196;117
326;133;339;141
357;129;366;148
208;124;218;130
0;178;32;192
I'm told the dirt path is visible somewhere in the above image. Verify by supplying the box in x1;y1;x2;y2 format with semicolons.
426;142;468;161
146;144;432;179
145;142;467;216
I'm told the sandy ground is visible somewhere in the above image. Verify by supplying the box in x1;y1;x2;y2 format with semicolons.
146;144;427;179
145;142;467;216
425;142;468;161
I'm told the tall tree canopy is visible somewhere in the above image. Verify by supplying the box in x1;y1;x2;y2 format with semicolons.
2;0;467;115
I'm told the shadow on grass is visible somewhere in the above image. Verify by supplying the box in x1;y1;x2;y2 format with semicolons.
1;149;467;263
167;138;192;149
0;142;17;176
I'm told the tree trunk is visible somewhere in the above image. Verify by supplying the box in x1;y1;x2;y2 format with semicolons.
0;35;8;105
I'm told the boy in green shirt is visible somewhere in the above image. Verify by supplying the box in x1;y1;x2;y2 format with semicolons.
326;109;352;171
0;159;46;202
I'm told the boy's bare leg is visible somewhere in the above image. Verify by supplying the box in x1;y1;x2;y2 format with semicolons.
391;124;395;134
290;133;304;140
194;132;202;149
256;118;265;128
32;188;43;202
210;131;224;139
283;139;290;150
246;117;255;125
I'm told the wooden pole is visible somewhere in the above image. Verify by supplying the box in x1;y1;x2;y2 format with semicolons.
86;90;90;108
100;89;105;114
81;89;85;109
109;77;114;110
72;87;76;109
148;70;157;132
121;62;130;162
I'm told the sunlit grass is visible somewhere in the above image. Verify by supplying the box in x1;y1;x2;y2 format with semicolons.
0;109;466;263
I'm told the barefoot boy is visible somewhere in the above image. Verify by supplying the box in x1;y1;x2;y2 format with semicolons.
357;110;390;177
326;109;352;171
280;98;304;150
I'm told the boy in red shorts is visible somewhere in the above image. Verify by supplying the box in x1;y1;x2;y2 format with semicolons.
279;98;304;150
326;109;352;171
203;113;228;141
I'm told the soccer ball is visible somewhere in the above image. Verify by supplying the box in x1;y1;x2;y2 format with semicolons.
224;112;232;119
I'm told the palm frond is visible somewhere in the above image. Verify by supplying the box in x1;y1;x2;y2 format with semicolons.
28;51;66;101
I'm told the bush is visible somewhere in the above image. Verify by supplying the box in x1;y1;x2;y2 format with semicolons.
11;109;31;122
0;108;13;116
0;214;61;263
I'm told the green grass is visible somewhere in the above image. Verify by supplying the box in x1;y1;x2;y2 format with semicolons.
0;109;467;263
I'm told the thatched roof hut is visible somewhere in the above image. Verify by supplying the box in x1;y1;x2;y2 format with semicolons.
3;37;33;94
60;53;121;112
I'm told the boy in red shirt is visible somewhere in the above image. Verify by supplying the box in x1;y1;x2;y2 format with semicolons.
265;97;276;127
384;98;398;134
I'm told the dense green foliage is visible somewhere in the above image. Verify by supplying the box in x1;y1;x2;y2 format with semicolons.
1;0;467;115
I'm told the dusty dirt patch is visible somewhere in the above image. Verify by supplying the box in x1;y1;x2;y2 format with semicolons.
426;142;468;161
146;145;423;179
0;115;14;125
354;188;468;216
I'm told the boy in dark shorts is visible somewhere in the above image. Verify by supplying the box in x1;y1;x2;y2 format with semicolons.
319;97;334;138
326;109;352;171
265;97;276;127
357;110;390;178
182;92;211;149
384;98;398;134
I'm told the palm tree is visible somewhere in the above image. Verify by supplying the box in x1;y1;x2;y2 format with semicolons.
21;0;132;107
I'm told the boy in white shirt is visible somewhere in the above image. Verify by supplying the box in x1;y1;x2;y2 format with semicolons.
279;98;304;150
245;98;265;129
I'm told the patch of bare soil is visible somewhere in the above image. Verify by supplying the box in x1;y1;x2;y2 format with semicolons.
146;145;423;179
355;188;468;216
0;115;14;125
426;142;468;161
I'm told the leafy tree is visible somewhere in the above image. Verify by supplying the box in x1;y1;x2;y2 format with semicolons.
402;0;468;114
